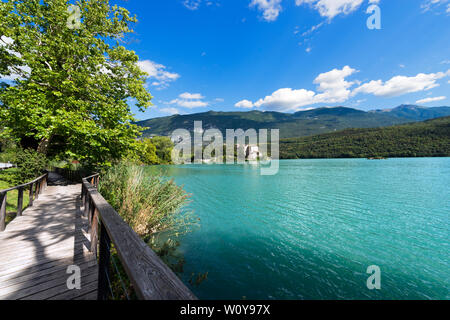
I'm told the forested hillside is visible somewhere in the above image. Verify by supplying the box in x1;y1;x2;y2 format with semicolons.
279;117;450;159
137;105;450;139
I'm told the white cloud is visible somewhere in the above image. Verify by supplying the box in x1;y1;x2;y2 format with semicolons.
137;60;180;89
235;99;255;108
416;96;446;104
179;92;204;100
313;65;358;103
295;0;364;19
236;65;358;111
160;107;180;115
253;88;317;111
353;70;449;97
183;0;202;10
234;66;450;112
169;92;209;109
301;22;325;37
250;0;282;22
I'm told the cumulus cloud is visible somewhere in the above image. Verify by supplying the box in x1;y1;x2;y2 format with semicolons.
235;99;254;108
169;92;209;109
235;67;450;112
295;0;364;19
250;0;282;22
235;65;358;112
416;96;446;104
137;60;180;89
313;65;358;103
353;70;449;97
179;92;204;100
253;88;316;111
160;107;181;115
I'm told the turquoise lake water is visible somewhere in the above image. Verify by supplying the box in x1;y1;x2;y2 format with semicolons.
152;158;449;300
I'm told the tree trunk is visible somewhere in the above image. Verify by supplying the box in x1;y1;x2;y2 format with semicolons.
37;138;49;155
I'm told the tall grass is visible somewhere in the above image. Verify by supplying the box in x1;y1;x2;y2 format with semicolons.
98;163;198;273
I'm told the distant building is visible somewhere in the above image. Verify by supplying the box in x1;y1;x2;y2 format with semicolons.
245;145;261;161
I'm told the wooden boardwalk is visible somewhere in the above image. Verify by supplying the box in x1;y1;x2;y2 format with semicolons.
0;174;98;300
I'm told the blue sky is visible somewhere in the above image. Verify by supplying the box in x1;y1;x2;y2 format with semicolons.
4;0;450;119
119;0;450;120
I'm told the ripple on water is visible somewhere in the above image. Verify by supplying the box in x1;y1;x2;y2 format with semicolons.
153;158;450;300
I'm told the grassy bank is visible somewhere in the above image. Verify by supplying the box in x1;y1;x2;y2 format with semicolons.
0;168;31;224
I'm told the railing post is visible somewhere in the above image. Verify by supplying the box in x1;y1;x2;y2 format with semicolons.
29;183;34;207
0;192;6;232
35;180;40;200
98;222;111;300
17;187;24;216
90;206;99;257
84;193;90;217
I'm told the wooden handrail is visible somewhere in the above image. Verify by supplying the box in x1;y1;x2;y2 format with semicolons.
0;173;48;231
81;174;196;300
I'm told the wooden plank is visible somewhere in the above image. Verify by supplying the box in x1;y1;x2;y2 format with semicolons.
49;279;98;301
0;237;90;264
0;262;97;297
3;266;98;300
0;258;97;290
0;245;91;273
0;253;95;282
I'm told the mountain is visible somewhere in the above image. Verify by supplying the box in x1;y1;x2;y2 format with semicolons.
136;105;450;139
279;116;450;159
371;105;450;121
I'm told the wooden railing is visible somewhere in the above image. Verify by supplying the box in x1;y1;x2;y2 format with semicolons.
0;173;48;231
81;174;196;300
54;167;90;183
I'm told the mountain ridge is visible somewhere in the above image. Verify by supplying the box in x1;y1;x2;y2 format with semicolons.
136;105;450;139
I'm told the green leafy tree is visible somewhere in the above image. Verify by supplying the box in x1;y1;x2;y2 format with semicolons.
138;138;160;165
151;136;174;164
0;0;152;166
14;148;48;183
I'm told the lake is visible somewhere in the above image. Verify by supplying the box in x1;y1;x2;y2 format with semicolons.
151;158;450;300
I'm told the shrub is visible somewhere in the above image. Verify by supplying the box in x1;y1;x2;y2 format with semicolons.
98;163;198;271
14;149;48;183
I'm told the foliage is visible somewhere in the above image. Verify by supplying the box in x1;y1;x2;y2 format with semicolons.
0;0;152;166
98;163;198;272
279;117;450;159
0;169;31;225
14;148;48;183
132;136;174;165
150;136;174;164
137;138;160;165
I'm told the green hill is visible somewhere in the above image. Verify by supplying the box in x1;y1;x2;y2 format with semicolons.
136;105;450;139
279;117;450;159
